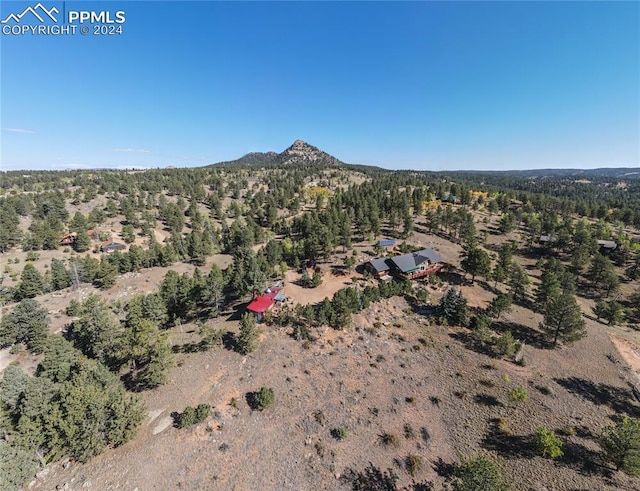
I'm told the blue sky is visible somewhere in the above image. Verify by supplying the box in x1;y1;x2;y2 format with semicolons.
1;1;638;171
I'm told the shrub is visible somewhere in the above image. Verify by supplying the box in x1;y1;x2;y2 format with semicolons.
558;426;576;437
534;426;563;459
25;252;40;262
379;432;400;447
405;454;424;476
342;464;399;491
332;426;348;440
403;423;415;439
420;427;431;445
251;386;274;411
450;455;509;491
175;403;211;429
535;384;553;396
497;417;511;435
510;385;528;403
194;403;211;422
495;331;516;357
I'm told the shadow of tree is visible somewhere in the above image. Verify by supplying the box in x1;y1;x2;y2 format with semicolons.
432;457;455;479
482;419;625;478
341;462;434;491
341;463;399;491
559;439;611;478
171;341;208;354
491;320;549;349
481;428;537;459
474;393;504;407
408;481;434;491
222;331;237;352
448;331;496;358
554;377;640;417
438;271;465;286
245;390;259;411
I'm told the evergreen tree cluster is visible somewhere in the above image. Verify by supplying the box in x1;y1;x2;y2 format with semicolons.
0;337;144;489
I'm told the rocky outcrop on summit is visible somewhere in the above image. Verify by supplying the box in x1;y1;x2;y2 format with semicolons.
277;140;343;167
212;140;344;168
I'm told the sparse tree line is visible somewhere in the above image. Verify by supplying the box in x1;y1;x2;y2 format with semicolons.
3;164;639;328
2;240;184;304
439;170;640;228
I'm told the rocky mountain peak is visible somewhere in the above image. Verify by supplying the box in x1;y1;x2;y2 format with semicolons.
211;140;343;167
284;139;318;156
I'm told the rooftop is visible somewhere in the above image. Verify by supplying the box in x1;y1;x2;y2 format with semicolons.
390;249;442;273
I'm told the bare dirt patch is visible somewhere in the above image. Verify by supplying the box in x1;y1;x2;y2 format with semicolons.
611;334;640;380
283;269;355;305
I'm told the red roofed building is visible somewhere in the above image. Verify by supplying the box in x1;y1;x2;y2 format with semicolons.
246;287;284;322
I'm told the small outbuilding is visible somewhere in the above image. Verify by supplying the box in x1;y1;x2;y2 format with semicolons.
597;239;617;252
538;235;558;244
100;239;126;253
377;239;396;247
60;232;77;246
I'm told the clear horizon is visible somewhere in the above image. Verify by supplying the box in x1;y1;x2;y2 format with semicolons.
1;1;638;172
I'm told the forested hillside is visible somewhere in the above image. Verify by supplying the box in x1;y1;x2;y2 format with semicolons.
1;142;640;490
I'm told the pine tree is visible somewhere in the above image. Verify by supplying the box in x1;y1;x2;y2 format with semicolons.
121;224;136;244
488;293;513;320
73;231;91;252
16;263;44;300
600;417;640;475
595;301;625;326
0;204;22;252
507;263;530;302
440;288;470;327
66;295;123;367
588;253;617;294
121;318;173;389
0;441;38;490
237;313;260;354
94;258;118;289
540;293;586;347
535;270;561;313
460;246;491;283
50;258;70;291
0;299;49;354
